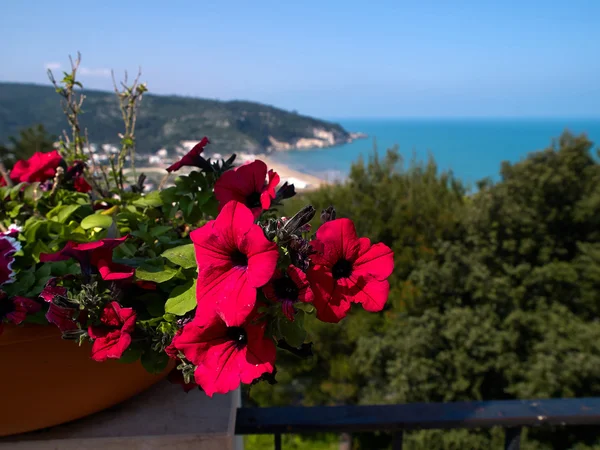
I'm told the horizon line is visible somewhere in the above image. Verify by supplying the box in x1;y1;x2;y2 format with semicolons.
2;81;599;122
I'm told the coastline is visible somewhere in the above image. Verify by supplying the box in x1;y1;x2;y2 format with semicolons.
266;132;368;152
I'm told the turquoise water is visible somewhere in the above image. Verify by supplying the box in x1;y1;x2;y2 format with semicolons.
268;119;600;186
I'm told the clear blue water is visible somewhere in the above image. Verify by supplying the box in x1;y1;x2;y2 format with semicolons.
268;118;600;186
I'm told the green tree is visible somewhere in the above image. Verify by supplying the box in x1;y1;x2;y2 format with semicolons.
354;132;600;449
248;146;466;449
0;124;56;169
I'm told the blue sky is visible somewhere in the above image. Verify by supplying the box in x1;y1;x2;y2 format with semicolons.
2;0;599;118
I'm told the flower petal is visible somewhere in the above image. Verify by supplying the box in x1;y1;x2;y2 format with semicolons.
314;218;360;266
242;227;279;288
347;276;390;312
191;220;234;272
197;266;256;327
307;265;349;322
173;315;228;365
214;161;268;212
353;239;394;280
214;201;255;249
194;341;241;397
240;323;276;384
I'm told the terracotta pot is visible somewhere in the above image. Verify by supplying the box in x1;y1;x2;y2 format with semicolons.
0;324;172;437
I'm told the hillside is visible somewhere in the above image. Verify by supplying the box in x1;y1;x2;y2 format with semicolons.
0;82;355;154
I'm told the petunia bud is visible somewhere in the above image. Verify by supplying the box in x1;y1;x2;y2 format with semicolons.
277;206;315;242
61;328;87;341
320;206;336;223
276;182;296;201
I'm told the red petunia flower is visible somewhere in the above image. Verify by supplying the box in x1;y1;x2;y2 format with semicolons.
74;176;92;193
263;265;314;321
46;303;80;332
306;218;394;323
8;150;62;184
0;294;41;335
166;137;210;172
191;201;278;326
64;160;92;193
88;301;136;362
40;278;68;302
0;235;20;286
40;236;134;281
171;308;276;397
214;160;280;219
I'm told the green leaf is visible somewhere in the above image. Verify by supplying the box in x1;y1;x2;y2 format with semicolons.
159;186;178;205
164;280;197;315
3;270;36;297
9;204;23;218
141;349;170;374
138;293;166;317
36;263;52;279
57;205;81;223
81;214;113;230
277;310;306;348
150;225;174;237
133;191;163;208
161;244;196;269
23;310;49;325
9;183;26;200
119;345;143;364
136;264;178;283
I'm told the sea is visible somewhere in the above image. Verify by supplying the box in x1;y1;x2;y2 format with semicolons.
268;118;600;188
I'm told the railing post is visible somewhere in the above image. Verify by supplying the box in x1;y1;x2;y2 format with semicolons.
274;433;282;450
392;431;404;450
504;427;522;450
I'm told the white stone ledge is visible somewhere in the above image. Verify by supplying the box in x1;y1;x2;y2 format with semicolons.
0;382;241;450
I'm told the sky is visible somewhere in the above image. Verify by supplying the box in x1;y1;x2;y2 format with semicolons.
2;0;600;118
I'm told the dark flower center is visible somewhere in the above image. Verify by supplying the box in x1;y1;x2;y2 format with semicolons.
230;250;249;267
332;258;353;279
0;298;14;319
226;326;248;349
245;191;262;208
273;276;299;301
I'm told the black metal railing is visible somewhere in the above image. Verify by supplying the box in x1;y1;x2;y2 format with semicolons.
235;397;600;450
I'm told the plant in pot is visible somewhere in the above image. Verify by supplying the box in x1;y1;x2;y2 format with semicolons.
0;54;395;437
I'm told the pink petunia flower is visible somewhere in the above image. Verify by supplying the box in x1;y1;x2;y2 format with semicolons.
40;236;134;281
263;265;314;321
306;218;394;323
2;225;21;238
88;302;136;362
214;160;280;219
191;201;279;326
166;137;210;172
0;235;20;286
171;307;276;397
